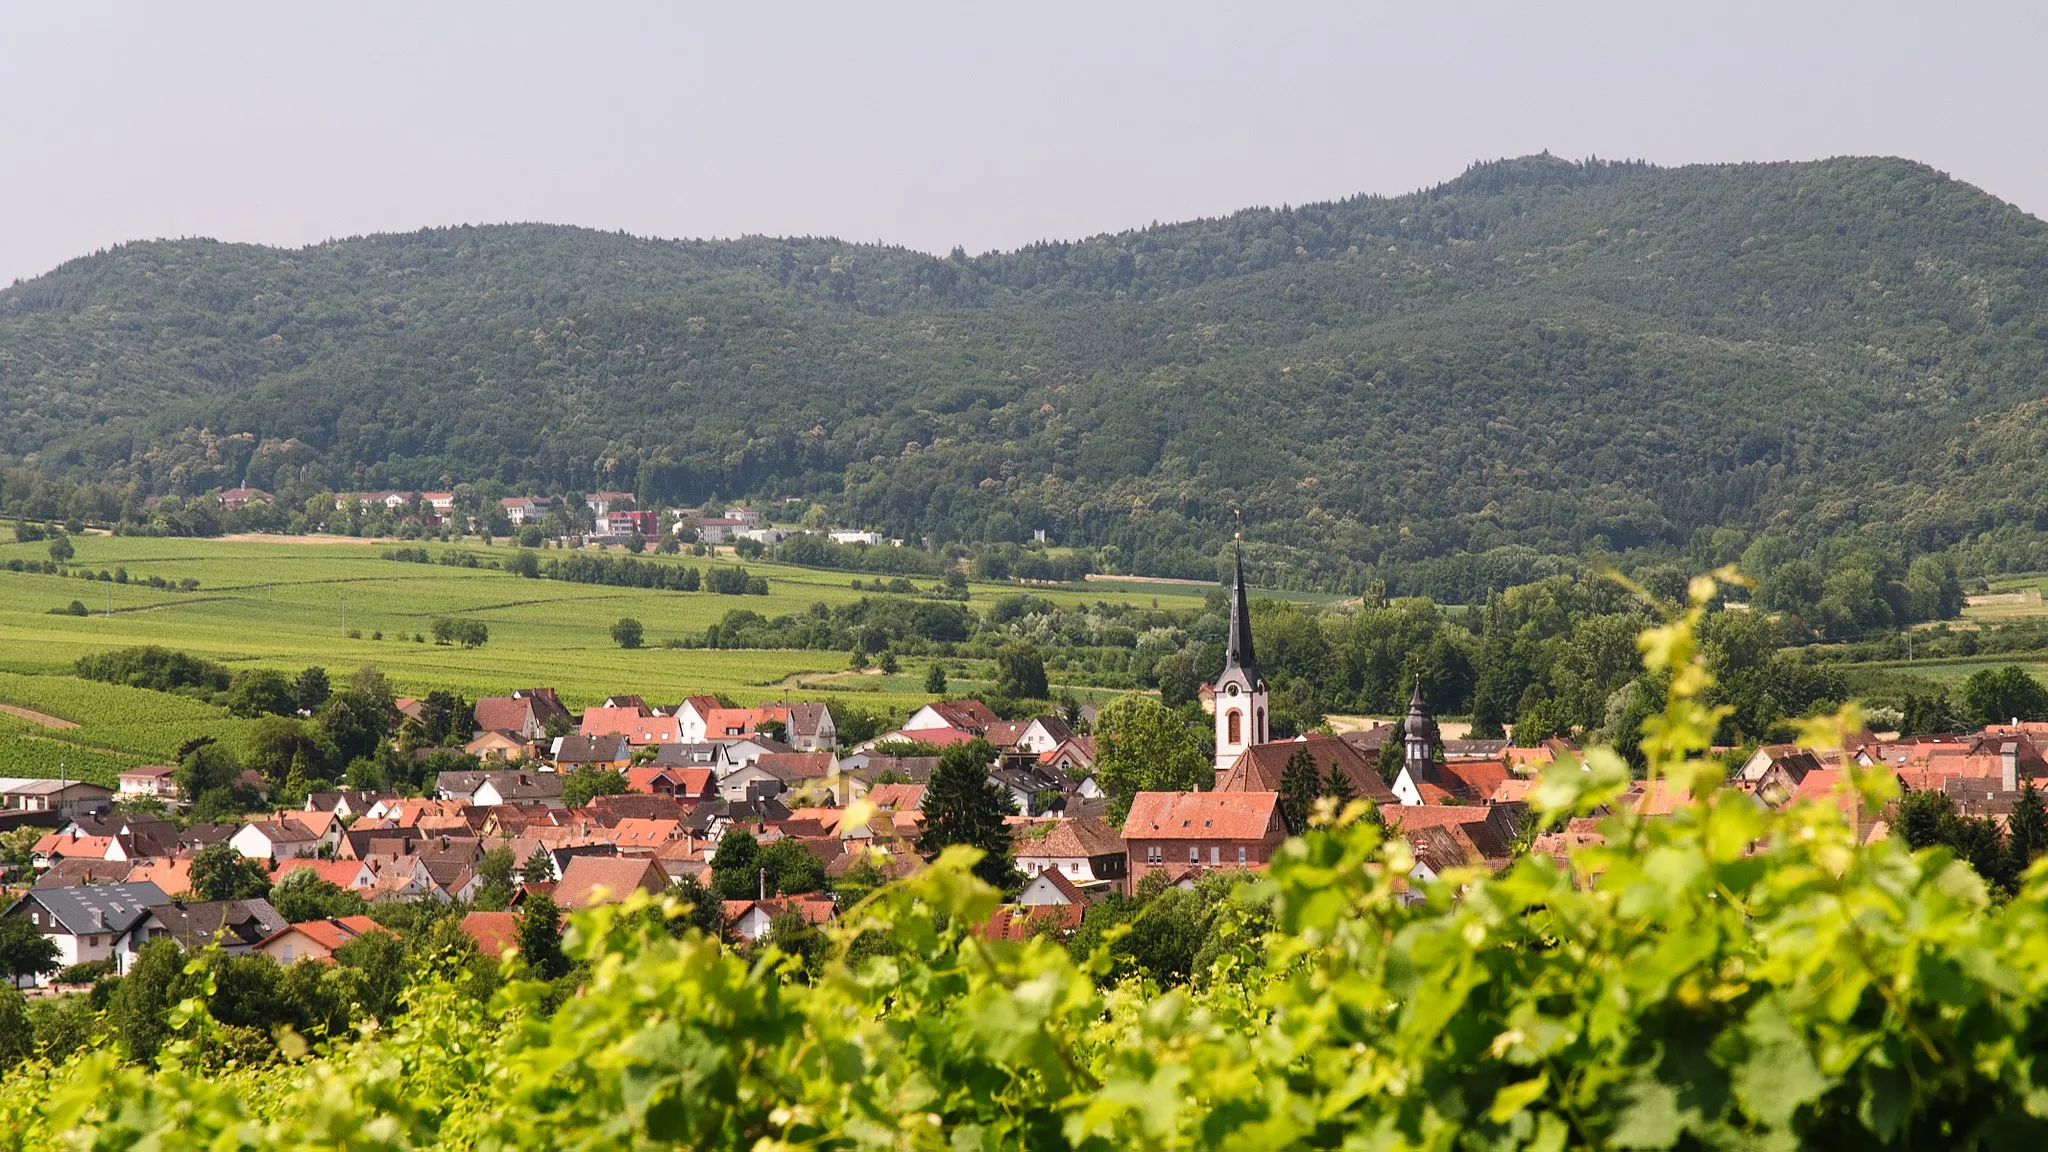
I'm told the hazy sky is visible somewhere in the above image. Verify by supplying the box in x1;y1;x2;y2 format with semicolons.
4;2;2044;285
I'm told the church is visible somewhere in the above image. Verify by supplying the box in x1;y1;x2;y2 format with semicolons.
1208;542;1397;806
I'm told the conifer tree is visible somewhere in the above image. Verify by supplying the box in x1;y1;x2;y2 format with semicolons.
1323;761;1357;805
2008;780;2048;874
710;830;762;900
916;739;1016;889
1277;747;1321;832
515;893;568;980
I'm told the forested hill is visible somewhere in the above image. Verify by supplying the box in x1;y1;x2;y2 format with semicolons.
6;153;2048;590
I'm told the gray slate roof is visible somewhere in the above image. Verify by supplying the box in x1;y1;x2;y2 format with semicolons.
15;881;168;934
134;898;289;949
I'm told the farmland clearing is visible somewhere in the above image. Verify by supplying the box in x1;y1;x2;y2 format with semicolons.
0;533;1200;783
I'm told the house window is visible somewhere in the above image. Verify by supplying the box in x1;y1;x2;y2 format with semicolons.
1209;846;1220;866
1226;710;1241;745
1238;846;1248;865
1067;862;1079;873
1146;846;1161;864
1188;846;1199;864
1256;708;1266;742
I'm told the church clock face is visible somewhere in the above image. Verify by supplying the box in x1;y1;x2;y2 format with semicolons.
1226;683;1240;697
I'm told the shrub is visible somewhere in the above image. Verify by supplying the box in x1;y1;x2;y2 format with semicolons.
75;646;231;693
430;618;489;648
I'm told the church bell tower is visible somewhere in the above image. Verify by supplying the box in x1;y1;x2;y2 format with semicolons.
1213;538;1268;777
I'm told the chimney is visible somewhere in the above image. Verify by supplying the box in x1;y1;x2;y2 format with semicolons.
2003;743;2020;793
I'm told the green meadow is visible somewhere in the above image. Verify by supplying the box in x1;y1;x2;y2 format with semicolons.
0;533;1205;782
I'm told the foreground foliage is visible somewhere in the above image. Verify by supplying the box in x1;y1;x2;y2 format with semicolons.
9;576;2048;1147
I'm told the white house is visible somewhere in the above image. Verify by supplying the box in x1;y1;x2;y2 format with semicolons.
828;530;883;545
902;700;999;737
500;496;550;525
229;819;323;862
689;517;746;544
1012;816;1127;891
113;898;288;973
1017;868;1087;907
5;882;167;984
117;765;180;801
672;696;719;743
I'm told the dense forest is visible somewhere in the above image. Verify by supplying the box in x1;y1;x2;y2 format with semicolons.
6;154;2048;591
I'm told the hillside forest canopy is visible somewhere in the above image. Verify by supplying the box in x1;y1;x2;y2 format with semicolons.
5;154;2048;597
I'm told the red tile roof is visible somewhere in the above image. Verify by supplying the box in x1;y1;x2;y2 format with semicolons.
1216;735;1397;803
266;915;388;953
554;856;668;908
879;726;981;748
977;904;1085;941
271;859;371;888
1014;816;1124;859
864;783;925;811
1122;792;1282;842
1441;759;1512;800
911;700;1000;734
459;911;520;958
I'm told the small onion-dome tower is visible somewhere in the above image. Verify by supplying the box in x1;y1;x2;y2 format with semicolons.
1403;678;1437;781
1213;537;1269;775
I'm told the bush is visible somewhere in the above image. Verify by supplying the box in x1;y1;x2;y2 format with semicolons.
431;618;489;648
52;959;114;985
75;646;232;693
610;618;644;650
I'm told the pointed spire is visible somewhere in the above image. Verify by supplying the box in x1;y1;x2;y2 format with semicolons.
1223;534;1258;678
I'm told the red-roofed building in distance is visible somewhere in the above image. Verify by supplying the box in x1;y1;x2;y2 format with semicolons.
216;487;272;510
554;856;668;909
1121;791;1286;886
672;696;724;742
255;916;391;965
581;706;683;746
271;858;376;891
723;894;835;942
458;911;521;959
473;688;572;741
1214;734;1397;818
901;700;1000;739
623;766;717;801
1013;816;1128;894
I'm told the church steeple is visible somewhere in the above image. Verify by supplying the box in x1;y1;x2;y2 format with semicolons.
1212;532;1269;780
1222;538;1259;680
1403;677;1436;780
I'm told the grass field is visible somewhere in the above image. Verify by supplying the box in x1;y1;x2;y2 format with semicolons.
0;533;1210;782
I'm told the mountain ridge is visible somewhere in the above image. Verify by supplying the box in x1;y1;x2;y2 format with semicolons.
4;154;2047;593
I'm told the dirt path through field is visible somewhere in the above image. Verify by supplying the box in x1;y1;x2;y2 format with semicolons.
0;703;76;729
